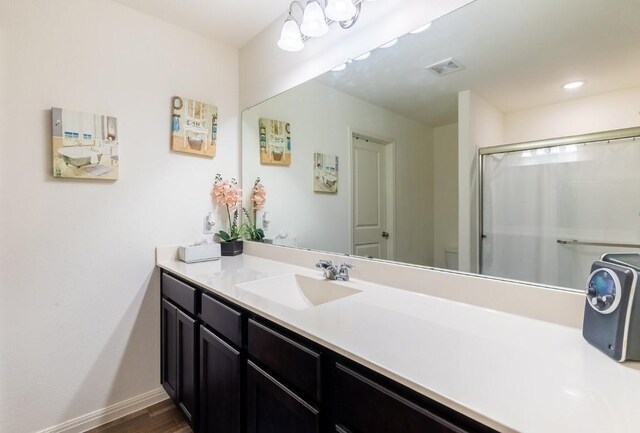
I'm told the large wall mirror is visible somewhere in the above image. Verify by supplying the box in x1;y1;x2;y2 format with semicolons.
242;0;640;293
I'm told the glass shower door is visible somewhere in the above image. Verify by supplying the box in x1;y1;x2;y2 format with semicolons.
481;137;640;290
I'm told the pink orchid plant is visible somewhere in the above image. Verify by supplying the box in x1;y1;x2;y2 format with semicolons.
212;174;242;242
242;178;267;241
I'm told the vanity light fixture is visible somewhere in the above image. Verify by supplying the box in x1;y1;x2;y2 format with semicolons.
353;51;371;61
278;2;306;51
410;22;432;34
379;38;398;48
563;80;585;90
325;0;357;22
301;0;329;37
279;0;367;52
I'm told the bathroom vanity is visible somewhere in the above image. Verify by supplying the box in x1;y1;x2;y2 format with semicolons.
157;245;640;433
159;265;493;433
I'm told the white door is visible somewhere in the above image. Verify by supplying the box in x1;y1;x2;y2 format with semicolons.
352;135;388;259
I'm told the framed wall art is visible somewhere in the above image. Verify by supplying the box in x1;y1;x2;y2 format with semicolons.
51;107;119;180
171;96;218;157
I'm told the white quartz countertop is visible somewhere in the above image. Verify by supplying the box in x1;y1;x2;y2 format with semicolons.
157;253;640;433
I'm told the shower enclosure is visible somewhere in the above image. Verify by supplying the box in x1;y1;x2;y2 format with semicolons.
480;127;640;291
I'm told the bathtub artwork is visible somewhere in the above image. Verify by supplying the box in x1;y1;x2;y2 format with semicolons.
313;153;338;193
171;96;218;158
51;107;119;180
259;118;291;166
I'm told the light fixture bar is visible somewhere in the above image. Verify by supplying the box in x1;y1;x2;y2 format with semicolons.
280;0;368;47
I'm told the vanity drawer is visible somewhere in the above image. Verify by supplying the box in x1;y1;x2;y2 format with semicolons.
162;273;197;315
201;293;243;347
333;363;467;433
247;319;322;403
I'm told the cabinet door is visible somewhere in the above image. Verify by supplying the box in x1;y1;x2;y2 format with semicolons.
247;361;320;433
200;325;241;433
177;309;198;425
161;299;178;401
333;363;467;433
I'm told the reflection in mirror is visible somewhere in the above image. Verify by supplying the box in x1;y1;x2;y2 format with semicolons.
242;0;640;292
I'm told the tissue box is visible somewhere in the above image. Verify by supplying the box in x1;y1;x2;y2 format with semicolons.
178;243;221;263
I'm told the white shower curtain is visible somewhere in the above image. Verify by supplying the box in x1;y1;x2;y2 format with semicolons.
482;149;559;286
481;138;640;290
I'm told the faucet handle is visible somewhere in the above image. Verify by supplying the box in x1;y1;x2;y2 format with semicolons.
340;263;354;270
316;259;333;269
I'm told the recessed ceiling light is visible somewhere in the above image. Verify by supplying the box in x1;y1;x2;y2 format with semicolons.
331;63;347;72
410;22;432;34
379;39;398;49
563;81;585;90
353;51;371;61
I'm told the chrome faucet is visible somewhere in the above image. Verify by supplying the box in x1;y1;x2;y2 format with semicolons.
315;259;354;281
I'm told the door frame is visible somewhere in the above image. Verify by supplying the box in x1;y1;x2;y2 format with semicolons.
348;128;396;261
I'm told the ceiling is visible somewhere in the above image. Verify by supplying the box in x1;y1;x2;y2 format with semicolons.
110;0;292;48
316;0;640;127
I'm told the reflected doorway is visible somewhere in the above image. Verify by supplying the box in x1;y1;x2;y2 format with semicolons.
351;133;394;260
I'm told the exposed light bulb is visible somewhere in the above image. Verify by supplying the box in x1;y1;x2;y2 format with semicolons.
331;63;347;72
353;51;371;61
300;0;329;38
410;22;432;34
325;0;357;22
278;18;304;52
379;38;398;48
563;81;585;90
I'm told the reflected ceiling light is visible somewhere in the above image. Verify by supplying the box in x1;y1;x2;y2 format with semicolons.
301;0;329;37
279;0;367;52
353;51;371;61
563;80;585;90
379;38;398;48
331;63;347;72
325;0;357;22
410;22;432;34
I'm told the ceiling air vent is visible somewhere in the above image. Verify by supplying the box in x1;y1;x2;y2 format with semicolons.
426;58;465;76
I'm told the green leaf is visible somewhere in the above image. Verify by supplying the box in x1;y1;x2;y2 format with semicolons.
256;229;265;240
217;230;231;241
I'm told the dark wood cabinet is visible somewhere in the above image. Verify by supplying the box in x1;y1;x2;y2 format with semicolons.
200;325;241;433
176;309;198;425
161;299;178;401
247;361;320;433
161;297;198;429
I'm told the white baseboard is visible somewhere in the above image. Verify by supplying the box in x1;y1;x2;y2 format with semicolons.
37;387;169;433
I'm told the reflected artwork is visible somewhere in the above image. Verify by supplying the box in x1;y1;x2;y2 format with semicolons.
313;153;338;193
51;107;119;180
259;118;291;166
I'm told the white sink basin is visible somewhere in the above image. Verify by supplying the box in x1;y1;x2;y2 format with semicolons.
236;274;360;310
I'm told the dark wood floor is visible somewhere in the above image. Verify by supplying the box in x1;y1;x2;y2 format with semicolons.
85;399;192;433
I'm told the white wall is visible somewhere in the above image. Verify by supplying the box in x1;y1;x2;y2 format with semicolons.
239;0;475;109
0;1;239;432
433;123;459;269
242;80;434;266
504;86;640;144
458;90;504;273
